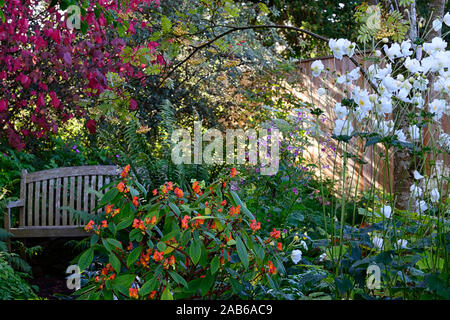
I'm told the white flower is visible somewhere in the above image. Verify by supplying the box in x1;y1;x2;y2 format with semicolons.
409;125;421;142
333;119;353;136
423;37;447;55
444;12;450;26
291;249;302;264
374;119;394;137
334;103;348;119
382;76;400;93
432;19;443;32
412;96;425;109
429;99;447;121
372;237;384;250
317;87;326;96
413;170;424;180
401;40;413;57
430;188;440;203
413;78;428;91
394;239;408;250
395;129;407;142
311;60;324;77
384;43;402;61
380;205;392;219
410;184;423;198
300;240;308;251
375;50;382;57
416;200;428;213
318;252;327;262
375;96;392;115
329;38;356;60
404;57;423;73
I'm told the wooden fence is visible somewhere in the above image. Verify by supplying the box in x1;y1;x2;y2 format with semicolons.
290;54;449;193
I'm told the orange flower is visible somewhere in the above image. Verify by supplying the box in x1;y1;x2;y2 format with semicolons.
153;250;164;262
181;215;190;229
129;287;139;299
192;181;201;194
84;220;95;232
127;242;133;251
220;200;226;206
112;208;120;217
117;181;125;193
267;260;277;275
132;196;139;207
169;255;175;266
162;185;167;194
230;167;237;177
150;215;157;224
229;205;241;216
132;218;146;231
270;228;281;239
121;164;131;178
106;204;113;215
149;290;157;299
167;182;173;191
101;220;108;228
250;219;261;231
174;187;184;198
152;189;158;196
276;242;282;251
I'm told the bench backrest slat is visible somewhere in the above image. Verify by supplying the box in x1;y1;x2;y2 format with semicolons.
18;165;119;229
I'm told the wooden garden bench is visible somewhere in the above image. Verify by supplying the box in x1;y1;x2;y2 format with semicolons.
4;165;119;238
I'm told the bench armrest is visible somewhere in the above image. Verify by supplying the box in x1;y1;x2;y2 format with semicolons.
4;199;24;231
6;199;24;208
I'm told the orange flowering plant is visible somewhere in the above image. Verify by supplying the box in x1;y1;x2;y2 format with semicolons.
74;166;284;300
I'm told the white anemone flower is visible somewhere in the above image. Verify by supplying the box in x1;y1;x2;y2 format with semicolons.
291;250;302;264
334;103;348;119
430;188;440;203
444;12;450;26
333;119;353;136
410;184;423;198
394;239;408;250
380;205;392;219
416;200;428;213
413;170;424;180
311;60;324;77
395;129;407;142
409;125;421;142
432;19;443;32
372;237;384;250
423;37;447;55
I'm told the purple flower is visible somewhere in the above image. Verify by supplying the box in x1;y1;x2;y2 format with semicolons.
115;154;120;158
292;187;298;195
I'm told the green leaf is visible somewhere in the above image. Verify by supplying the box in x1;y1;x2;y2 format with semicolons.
211;256;220;274
287;211;304;226
127;246;142;267
99;188;119;207
168;202;181;216
78;248;94;270
157;241;167;252
169;271;188;288
109;253;121;273
189;240;201;265
235;235;249;268
161;286;173;300
0;10;4;23
139;277;157;296
161;15;172;33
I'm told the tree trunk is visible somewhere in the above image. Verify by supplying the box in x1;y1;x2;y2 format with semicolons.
392;0;445;210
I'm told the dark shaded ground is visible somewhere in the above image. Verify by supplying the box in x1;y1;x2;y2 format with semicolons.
19;237;84;300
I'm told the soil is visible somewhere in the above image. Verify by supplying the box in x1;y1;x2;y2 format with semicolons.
19;237;83;300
